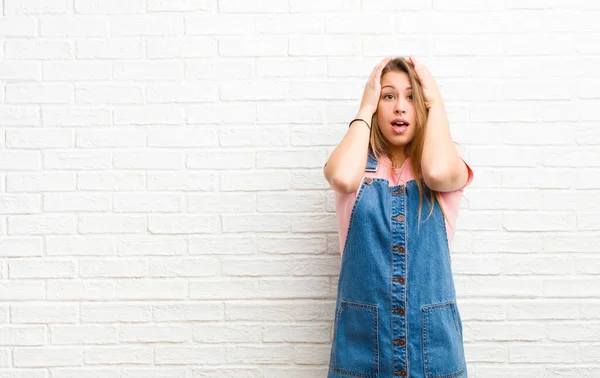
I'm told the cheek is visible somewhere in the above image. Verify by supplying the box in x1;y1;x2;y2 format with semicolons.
376;101;388;114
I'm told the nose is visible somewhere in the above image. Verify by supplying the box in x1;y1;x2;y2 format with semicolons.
394;99;406;114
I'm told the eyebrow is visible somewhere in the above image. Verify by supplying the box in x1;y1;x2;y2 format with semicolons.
382;85;412;91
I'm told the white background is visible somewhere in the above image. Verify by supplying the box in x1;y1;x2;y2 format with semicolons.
0;0;599;377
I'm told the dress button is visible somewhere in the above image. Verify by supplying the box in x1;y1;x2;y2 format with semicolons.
392;277;405;284
365;177;373;185
395;214;405;222
393;338;406;346
400;370;407;376
398;246;405;253
392;186;404;195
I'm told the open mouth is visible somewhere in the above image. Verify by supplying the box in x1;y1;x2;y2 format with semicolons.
391;121;409;134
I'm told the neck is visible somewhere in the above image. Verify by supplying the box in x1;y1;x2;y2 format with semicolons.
390;148;407;169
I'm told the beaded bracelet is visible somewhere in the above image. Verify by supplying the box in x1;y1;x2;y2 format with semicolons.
348;118;371;130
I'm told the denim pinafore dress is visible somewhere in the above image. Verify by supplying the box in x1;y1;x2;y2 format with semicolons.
328;151;468;378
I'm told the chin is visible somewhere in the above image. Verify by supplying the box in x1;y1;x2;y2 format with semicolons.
386;128;413;139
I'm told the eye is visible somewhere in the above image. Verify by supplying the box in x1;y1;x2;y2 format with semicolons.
407;94;413;100
383;93;394;99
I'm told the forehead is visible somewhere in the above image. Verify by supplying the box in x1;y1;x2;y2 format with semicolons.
381;71;410;88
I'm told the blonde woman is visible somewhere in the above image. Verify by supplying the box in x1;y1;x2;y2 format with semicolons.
324;56;473;378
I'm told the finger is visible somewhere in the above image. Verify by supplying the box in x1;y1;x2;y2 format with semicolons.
368;57;390;84
369;57;387;77
411;56;428;72
367;62;380;83
376;57;391;75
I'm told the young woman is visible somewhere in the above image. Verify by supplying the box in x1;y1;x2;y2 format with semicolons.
323;56;474;378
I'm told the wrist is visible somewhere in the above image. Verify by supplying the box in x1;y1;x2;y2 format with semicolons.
427;101;445;113
349;118;371;130
356;108;375;122
426;96;444;110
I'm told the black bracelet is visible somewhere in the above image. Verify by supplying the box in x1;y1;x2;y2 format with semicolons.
349;118;371;130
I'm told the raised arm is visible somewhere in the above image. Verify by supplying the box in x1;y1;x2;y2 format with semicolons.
324;57;392;193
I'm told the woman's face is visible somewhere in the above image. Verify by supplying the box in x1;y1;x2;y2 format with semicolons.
376;71;417;149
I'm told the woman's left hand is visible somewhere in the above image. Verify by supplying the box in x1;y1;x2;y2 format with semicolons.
405;56;443;109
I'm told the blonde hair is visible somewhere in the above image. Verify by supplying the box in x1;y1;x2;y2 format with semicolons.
368;57;453;234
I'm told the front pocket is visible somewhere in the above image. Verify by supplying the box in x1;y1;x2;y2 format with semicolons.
422;301;466;378
330;300;379;377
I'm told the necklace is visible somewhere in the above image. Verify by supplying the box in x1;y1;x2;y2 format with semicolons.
392;165;406;186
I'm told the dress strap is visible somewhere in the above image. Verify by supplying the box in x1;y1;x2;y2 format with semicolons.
365;149;378;172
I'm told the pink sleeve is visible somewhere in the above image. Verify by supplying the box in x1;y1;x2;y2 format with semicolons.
438;143;473;255
455;144;474;191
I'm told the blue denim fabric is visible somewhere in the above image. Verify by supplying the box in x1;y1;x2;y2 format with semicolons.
328;152;467;378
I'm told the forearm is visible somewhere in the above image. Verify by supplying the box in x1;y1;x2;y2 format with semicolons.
324;108;373;193
421;100;457;180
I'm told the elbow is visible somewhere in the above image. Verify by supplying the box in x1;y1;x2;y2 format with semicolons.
329;175;360;194
423;167;461;192
323;162;360;193
423;170;446;190
423;165;452;186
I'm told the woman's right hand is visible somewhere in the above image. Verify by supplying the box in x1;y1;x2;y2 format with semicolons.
358;57;392;116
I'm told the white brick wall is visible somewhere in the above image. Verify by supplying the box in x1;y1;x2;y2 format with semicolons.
0;0;598;376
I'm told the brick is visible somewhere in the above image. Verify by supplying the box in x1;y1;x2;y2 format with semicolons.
185;14;252;35
147;37;215;58
110;15;183;37
84;346;152;365
113;193;182;213
76;39;143;59
119;325;190;343
13;347;82;367
11;303;78;324
75;0;145;14
43;61;111;81
75;85;145;104
43;193;111;212
5;0;71;14
6;129;72;148
0;326;46;346
5;40;73;60
148;0;215;11
75;128;146;148
78;215;146;234
117;236;186;256
51;325;117;345
79;259;148;278
149;258;220;277
114;280;186;300
152;303;224;322
218;36;288;57
46;236;115;256
0;194;41;214
9;259;75;279
81;304;151;323
0;17;38;36
40;16;107;37
155;346;225;365
8;215;76;235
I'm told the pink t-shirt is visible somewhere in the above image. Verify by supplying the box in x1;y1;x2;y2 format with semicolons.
330;144;474;257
